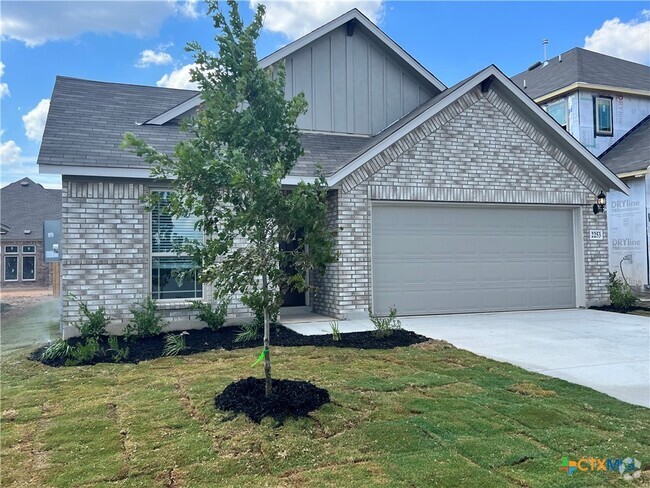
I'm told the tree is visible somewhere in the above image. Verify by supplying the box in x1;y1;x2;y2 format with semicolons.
123;0;337;397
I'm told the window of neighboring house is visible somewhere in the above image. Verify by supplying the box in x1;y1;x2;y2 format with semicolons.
4;246;18;281
151;191;203;300
545;99;568;130
22;245;35;281
594;96;613;136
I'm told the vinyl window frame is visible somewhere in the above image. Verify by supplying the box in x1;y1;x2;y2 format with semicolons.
150;190;204;301
593;95;613;137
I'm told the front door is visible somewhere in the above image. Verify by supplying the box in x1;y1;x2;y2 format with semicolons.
280;236;306;307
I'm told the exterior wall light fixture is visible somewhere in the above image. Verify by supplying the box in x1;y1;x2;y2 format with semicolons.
593;191;606;214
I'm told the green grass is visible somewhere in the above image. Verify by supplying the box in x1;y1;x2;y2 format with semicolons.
1;342;648;487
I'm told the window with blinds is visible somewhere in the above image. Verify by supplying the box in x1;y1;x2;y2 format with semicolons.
151;191;203;300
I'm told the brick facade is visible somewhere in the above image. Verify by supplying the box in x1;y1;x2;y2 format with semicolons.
0;240;51;289
61;85;610;333
315;86;609;318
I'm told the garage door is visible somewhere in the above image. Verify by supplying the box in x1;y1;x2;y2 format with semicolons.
372;203;576;315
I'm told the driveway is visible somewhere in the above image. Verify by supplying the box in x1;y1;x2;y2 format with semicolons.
285;309;650;408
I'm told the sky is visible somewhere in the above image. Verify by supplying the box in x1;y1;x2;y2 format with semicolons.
1;1;649;189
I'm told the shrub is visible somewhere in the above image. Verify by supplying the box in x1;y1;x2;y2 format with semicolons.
191;299;229;331
107;335;130;362
42;339;74;360
369;306;402;338
235;320;262;343
330;320;341;341
67;338;101;366
163;332;188;357
124;297;166;339
607;271;638;309
69;293;110;339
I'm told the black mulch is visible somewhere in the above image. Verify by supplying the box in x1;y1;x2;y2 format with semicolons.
589;305;650;314
215;377;330;424
31;325;429;367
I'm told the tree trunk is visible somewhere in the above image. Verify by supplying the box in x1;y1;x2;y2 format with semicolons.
262;273;272;397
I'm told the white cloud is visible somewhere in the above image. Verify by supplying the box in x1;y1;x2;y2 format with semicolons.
180;0;200;18
584;12;650;65
22;99;51;142
156;63;199;90
136;49;173;68
0;1;192;47
0;140;22;166
0;61;8;99
251;0;385;40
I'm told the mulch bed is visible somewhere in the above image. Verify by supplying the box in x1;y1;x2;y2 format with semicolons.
589;305;650;314
31;324;429;367
215;377;330;424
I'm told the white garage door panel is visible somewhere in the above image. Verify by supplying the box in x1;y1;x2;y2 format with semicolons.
372;204;577;315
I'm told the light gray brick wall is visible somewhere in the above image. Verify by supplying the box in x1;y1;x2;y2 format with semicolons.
61;177;254;337
325;86;609;317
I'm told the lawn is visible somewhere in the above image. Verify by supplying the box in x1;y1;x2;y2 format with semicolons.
1;340;648;487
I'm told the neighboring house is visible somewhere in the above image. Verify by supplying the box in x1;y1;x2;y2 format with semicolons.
0;178;62;289
512;48;650;288
37;10;628;337
599;116;650;288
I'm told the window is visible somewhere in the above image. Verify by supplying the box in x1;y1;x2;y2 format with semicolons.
4;256;17;281
545;99;568;130
22;245;35;254
5;246;18;254
594;96;613;136
22;256;35;281
151;191;203;300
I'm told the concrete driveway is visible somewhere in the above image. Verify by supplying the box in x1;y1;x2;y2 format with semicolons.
285;309;650;408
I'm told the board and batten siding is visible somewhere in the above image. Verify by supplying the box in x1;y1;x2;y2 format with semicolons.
282;24;437;135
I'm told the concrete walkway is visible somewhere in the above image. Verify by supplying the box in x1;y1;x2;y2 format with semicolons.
285;309;650;408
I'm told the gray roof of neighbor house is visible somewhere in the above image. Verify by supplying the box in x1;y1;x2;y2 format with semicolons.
599;115;650;175
38;76;373;178
511;47;650;100
0;178;62;240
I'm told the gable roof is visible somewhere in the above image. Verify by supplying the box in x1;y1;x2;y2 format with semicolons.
599;115;650;175
39;65;628;195
511;47;650;101
145;8;446;126
0;178;61;240
326;65;628;194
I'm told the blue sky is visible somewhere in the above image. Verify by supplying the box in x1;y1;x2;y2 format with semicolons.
1;1;649;189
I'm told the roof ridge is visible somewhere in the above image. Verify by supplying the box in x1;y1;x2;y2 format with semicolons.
55;75;199;93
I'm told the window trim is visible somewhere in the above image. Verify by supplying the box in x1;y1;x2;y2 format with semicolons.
21;255;36;281
4;255;18;282
150;190;204;301
22;245;36;254
593;95;613;137
4;245;18;254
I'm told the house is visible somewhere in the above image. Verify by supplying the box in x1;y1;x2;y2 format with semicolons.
0;178;62;289
512;49;650;288
599;116;650;288
37;10;628;338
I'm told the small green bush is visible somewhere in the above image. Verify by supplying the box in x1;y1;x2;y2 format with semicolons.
330;320;341;341
163;332;188;357
190;299;229;331
124;297;166;339
107;335;130;362
69;293;110;339
235;320;261;342
607;271;638;309
66;338;102;366
42;339;74;360
369;306;402;338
